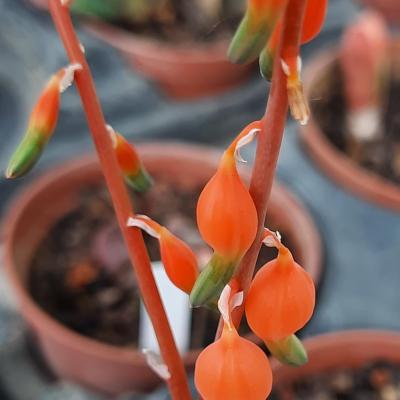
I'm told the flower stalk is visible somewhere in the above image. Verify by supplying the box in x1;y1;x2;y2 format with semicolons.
48;1;191;398
216;0;309;340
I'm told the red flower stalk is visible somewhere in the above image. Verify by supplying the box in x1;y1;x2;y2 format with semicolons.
190;121;260;306
107;126;153;192
127;215;199;294
228;0;288;64
260;0;327;122
245;229;315;365
195;284;272;400
6;64;81;179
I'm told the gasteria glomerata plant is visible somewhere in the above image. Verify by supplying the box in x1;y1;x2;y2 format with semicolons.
6;0;327;399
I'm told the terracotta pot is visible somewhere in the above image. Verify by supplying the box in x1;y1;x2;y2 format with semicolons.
27;0;253;99
84;22;254;99
300;48;400;211
2;142;322;395
272;330;400;394
358;0;400;23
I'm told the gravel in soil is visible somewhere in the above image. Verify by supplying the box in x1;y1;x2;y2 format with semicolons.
271;361;400;400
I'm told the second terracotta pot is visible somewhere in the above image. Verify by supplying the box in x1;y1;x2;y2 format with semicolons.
272;330;400;396
3;143;322;395
300;47;400;211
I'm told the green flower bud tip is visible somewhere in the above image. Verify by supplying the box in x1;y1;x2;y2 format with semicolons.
125;166;153;193
265;334;308;367
259;48;275;81
6;133;44;179
190;253;238;308
228;12;275;64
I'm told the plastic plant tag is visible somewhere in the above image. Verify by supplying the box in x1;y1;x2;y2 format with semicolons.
139;262;191;354
142;349;171;380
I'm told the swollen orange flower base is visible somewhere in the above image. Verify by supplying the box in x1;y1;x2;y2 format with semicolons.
190;121;260;306
195;284;272;400
245;229;315;365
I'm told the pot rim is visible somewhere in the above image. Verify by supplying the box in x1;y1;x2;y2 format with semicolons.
2;142;322;367
84;21;234;64
300;47;400;211
272;329;400;374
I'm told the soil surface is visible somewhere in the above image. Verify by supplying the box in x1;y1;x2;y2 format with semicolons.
271;361;400;400
29;182;288;349
310;58;400;185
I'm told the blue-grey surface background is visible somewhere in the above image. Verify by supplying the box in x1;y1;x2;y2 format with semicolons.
1;0;400;399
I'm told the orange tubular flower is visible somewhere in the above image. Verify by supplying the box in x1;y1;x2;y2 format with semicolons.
228;0;288;64
195;284;272;400
107;126;153;192
127;215;199;294
6;64;81;179
260;0;327;81
301;0;328;44
281;0;327;125
245;229;315;364
190;121;260;306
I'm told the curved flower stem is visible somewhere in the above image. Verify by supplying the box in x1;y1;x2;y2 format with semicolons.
48;2;191;399
216;0;308;337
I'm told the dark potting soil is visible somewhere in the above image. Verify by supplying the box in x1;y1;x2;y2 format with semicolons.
310;59;400;185
270;361;400;400
29;182;288;349
77;0;242;44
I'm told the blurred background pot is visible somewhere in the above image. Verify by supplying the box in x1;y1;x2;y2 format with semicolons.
272;330;400;397
358;0;400;23
85;22;254;99
300;46;400;211
28;0;254;99
3;142;322;395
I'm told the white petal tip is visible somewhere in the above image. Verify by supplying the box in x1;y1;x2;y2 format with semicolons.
142;349;171;380
59;63;82;93
218;285;231;324
234;128;260;163
79;42;86;53
127;216;160;239
218;285;244;325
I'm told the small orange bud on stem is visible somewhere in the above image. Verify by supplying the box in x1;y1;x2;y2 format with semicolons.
127;215;199;294
6;64;81;179
107;126;153;192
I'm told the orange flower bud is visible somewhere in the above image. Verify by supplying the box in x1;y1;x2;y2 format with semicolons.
301;0;328;44
107;126;153;192
195;285;272;400
245;229;315;341
196;121;260;261
190;121;260;306
6;64;81;179
127;215;199;294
